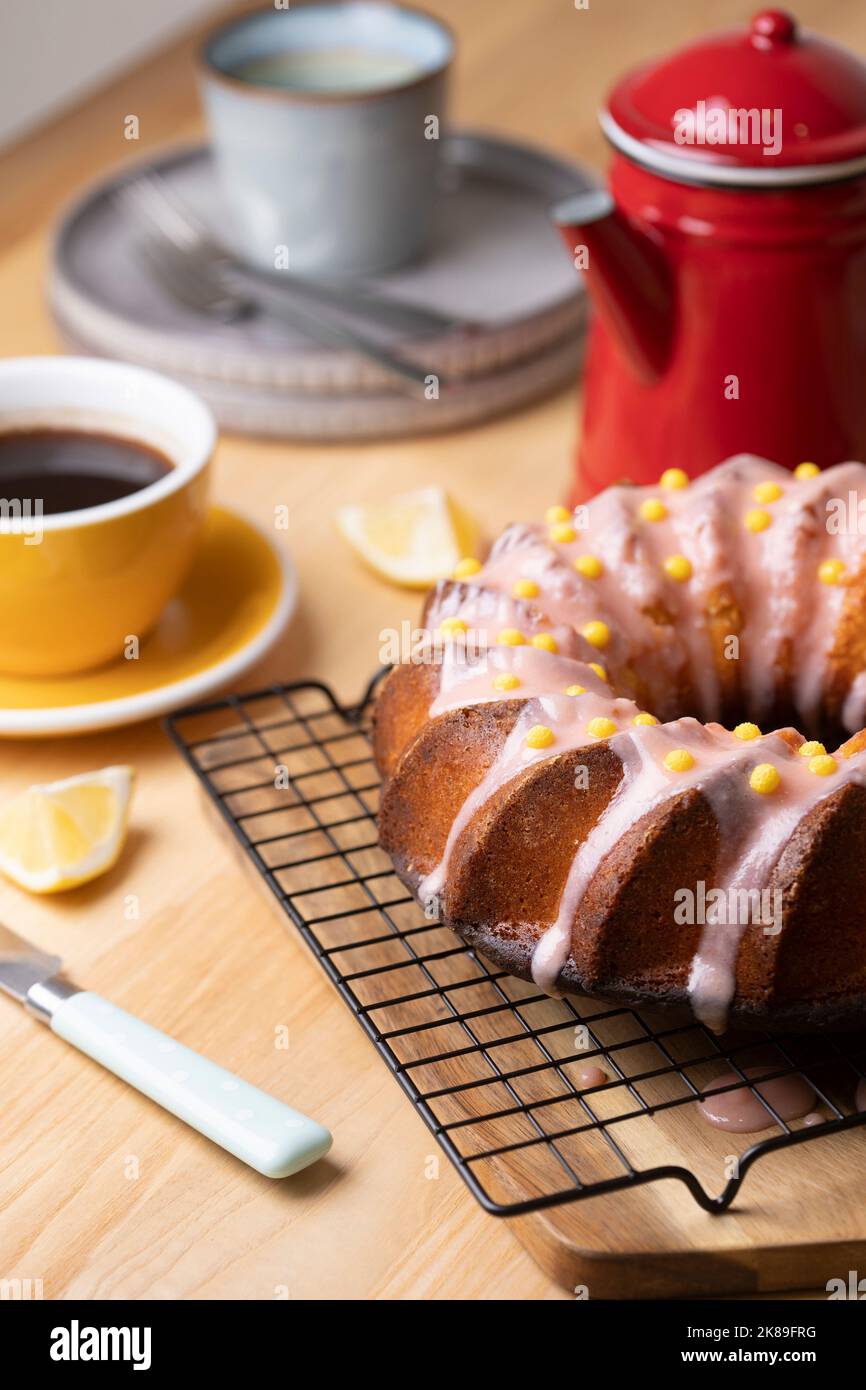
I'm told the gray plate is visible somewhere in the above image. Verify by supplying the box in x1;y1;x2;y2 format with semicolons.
50;132;593;437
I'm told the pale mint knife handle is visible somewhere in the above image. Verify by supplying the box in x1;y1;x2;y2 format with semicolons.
50;991;332;1179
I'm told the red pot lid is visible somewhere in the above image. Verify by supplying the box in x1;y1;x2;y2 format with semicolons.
604;9;866;185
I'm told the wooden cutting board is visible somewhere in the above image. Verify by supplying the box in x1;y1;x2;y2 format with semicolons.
506;1110;866;1299
171;684;866;1301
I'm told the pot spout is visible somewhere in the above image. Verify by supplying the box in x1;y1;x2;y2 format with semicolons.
554;190;673;381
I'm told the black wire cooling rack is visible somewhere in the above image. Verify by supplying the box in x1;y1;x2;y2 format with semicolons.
166;675;866;1218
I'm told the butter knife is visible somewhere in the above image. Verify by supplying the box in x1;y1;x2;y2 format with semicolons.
0;923;331;1179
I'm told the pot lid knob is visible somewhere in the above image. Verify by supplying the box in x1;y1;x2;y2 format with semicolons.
605;9;866;179
751;10;798;46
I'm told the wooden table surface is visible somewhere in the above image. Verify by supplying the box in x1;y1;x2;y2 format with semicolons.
1;0;861;1301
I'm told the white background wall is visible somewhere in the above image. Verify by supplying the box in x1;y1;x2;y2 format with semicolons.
0;0;220;149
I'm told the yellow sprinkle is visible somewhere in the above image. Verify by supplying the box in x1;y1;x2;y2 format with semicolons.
588;662;607;682
565;684;586;696
492;672;520;692
808;754;838;776
753;480;783;504
744;508;772;533
549;522;577;544
660;467;689;490
794;461;820;479
497;628;525;646
799;740;826;758
587;716;617;739
453;557;481;580
639;497;668;523
581;620;611;649
545;504;571;524
663;554;692;582
512;577;539;599
818;558;846;586
574;553;604;579
633;712;659;726
525;724;555;749
749;763;781;795
664;748;695;772
733;722;761;741
531;633;559;653
439;617;467;636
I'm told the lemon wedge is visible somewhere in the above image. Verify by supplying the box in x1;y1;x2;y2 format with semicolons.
336;486;478;589
0;766;134;894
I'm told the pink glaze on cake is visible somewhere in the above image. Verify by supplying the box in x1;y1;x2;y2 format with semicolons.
409;456;866;1031
427;456;866;730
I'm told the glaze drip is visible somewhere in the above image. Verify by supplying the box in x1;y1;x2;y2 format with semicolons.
697;1067;816;1132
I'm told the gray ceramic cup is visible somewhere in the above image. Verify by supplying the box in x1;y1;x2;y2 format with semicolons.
199;2;453;278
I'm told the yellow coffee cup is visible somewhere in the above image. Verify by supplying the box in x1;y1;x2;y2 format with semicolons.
0;357;215;676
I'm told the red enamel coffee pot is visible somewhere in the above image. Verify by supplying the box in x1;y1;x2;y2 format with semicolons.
554;9;866;503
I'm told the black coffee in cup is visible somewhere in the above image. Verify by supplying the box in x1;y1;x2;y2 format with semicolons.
0;428;174;515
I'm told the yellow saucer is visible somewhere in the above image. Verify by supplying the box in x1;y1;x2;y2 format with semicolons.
0;506;296;737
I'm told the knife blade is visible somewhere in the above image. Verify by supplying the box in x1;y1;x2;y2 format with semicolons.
0;921;63;1004
0;922;331;1179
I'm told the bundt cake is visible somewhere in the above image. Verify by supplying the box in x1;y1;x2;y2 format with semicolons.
373;456;866;1033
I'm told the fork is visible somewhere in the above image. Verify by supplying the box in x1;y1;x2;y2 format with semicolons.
132;222;440;394
122;180;450;393
126;171;466;337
